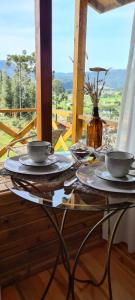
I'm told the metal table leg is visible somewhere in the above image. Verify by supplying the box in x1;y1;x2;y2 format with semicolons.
11;179;131;300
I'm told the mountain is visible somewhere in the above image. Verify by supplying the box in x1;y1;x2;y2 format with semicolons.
105;69;126;90
0;60;126;91
55;69;126;92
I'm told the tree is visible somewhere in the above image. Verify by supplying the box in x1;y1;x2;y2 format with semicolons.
52;79;65;97
52;79;67;121
7;50;35;116
52;79;65;109
0;71;12;109
7;50;35;74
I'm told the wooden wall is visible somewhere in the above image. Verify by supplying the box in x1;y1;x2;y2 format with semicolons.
0;191;103;286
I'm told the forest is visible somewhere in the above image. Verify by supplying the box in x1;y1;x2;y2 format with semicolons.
0;50;122;152
0;51;35;117
0;50;122;120
0;51;69;118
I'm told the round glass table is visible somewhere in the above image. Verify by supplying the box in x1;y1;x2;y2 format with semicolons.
3;155;135;300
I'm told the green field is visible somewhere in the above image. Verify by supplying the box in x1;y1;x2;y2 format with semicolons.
53;92;121;120
0;91;122;160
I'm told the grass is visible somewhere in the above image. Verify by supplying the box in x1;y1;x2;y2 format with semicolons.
0;92;121;160
0;134;11;148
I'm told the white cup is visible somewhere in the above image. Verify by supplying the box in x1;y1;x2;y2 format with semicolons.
105;151;135;177
27;141;54;163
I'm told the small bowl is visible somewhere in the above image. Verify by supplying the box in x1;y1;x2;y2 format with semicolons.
72;148;90;158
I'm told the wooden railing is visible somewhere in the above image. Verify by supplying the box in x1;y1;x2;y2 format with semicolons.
0;107;118;158
0;108;73;158
78;114;118;130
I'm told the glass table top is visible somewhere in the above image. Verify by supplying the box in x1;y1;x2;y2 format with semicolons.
10;184;135;212
3;151;135;212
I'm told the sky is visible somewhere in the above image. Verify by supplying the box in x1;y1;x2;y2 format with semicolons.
0;0;134;72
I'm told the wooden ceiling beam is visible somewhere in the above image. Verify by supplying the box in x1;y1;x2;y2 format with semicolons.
88;0;135;13
117;0;135;5
88;0;105;13
102;0;135;12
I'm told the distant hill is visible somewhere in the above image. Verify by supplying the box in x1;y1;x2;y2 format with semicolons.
0;60;126;91
55;69;126;92
105;69;126;90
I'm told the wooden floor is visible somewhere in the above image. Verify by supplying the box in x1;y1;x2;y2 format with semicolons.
2;241;135;300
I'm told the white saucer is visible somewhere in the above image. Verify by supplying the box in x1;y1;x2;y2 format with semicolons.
4;153;74;176
19;154;58;167
76;165;135;194
95;166;135;183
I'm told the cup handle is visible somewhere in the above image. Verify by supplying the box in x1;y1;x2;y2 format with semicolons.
130;159;135;170
49;146;54;155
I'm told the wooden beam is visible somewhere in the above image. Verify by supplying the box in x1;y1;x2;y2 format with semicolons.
114;0;135;6
35;0;52;142
0;122;20;139
72;0;88;143
88;0;104;13
0;119;36;157
0;108;36;113
88;0;135;13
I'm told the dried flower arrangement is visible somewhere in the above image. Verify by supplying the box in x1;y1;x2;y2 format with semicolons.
84;67;109;107
69;56;110;148
69;56;109;107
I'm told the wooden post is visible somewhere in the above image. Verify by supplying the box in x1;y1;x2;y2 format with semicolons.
35;0;52;142
72;0;88;143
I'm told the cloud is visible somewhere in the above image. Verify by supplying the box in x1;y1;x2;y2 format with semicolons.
0;0;134;71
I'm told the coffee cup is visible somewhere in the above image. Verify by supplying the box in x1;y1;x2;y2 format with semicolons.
27;141;54;163
105;151;135;177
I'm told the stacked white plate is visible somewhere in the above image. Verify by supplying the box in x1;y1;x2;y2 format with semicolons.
76;164;135;194
4;153;74;176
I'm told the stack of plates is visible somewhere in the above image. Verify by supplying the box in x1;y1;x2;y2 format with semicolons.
4;153;74;176
76;164;135;194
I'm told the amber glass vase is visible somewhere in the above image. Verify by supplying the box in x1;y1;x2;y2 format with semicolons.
87;107;103;149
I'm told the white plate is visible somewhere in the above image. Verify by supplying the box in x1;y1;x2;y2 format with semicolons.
76;165;135;194
4;153;74;176
95;166;135;183
19;154;58;167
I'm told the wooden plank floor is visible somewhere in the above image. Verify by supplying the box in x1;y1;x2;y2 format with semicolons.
2;241;135;300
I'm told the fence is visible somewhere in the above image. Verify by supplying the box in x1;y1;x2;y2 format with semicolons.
0;108;73;158
0;108;118;158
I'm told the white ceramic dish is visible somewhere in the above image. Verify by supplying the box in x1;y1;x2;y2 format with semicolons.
95;166;135;183
70;143;93;158
4;153;74;176
76;165;135;194
19;154;58;167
